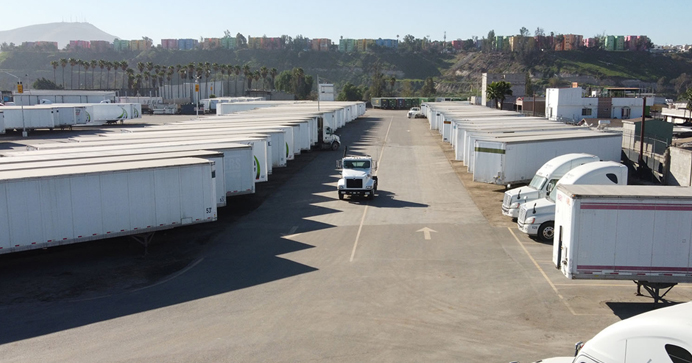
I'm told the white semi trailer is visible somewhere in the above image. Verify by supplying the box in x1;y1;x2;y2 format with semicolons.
472;131;622;185
553;184;692;302
0;142;256;197
0;158;217;255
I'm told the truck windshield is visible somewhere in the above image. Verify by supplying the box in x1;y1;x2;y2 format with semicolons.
344;160;370;169
528;175;547;190
547;181;559;202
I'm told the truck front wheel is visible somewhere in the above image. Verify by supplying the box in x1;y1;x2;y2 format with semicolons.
538;222;555;243
338;193;344;200
331;141;340;151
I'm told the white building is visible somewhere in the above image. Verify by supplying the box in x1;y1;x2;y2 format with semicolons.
319;84;335;101
481;73;526;108
545;87;644;122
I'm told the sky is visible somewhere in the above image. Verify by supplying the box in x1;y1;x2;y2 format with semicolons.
2;0;691;46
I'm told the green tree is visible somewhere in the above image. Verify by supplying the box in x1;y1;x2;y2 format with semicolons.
400;80;414;97
120;61;129;91
269;68;278;90
33;77;63;90
421;77;436;97
525;73;533;95
486;81;513;109
90;60;98;89
684;88;692;113
337;82;363;101
98;60;105;89
260;66;268;90
389;76;396;96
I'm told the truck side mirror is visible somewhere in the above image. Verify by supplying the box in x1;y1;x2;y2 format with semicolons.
336;160;342;169
373;161;378;170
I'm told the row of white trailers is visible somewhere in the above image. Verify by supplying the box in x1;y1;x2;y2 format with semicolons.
0;101;367;254
0;103;143;134
421;102;623;185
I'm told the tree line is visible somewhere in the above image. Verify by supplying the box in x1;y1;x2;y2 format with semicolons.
42;58;320;100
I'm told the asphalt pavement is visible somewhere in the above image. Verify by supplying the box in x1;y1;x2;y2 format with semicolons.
1;109;691;362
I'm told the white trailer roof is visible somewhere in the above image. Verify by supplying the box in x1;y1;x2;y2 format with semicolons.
1;139;258;157
0;157;211;181
21;134;269;150
0;150;224;171
558;184;692;198
477;131;619;144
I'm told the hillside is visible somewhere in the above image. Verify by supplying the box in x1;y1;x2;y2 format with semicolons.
1;46;691;98
0;22;118;49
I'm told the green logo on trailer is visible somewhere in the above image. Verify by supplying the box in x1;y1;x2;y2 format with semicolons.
254;156;260;180
286;142;289;158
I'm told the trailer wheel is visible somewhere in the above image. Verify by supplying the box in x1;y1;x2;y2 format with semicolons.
538;222;555;243
331;141;340;151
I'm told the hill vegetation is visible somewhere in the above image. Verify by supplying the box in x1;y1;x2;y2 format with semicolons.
1;45;691;100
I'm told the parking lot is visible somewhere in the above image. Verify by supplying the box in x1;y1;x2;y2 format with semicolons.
1;109;691;362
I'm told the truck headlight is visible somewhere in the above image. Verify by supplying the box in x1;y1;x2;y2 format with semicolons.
338;185;344;190
366;185;373;189
524;217;535;224
510;202;520;208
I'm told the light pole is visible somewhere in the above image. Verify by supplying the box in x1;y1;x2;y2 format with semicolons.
195;76;200;118
1;70;27;137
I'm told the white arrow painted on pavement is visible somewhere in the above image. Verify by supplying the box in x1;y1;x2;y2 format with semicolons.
417;227;437;240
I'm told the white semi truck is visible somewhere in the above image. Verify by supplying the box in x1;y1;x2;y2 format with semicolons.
534;301;692;363
553;184;692;302
517;161;628;242
337;155;378;200
502;153;600;218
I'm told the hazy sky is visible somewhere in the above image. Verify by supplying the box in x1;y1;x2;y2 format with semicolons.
2;0;690;45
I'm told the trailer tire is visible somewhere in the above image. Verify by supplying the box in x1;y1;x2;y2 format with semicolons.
538;222;555;243
331;141;340;151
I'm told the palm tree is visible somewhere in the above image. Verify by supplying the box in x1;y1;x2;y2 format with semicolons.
143;71;150;92
83;60;91;89
121;61;129;91
253;70;261;91
68;58;77;89
167;66;175;98
389;76;396;96
219;64;227;96
178;68;186;99
242;64;251;92
90;60;97;89
98;60;106;89
111;61;118;89
60;58;68;88
50;61;59;85
269;68;278;90
137;62;145;74
234;65;241;96
260;66;268;90
126;68;135;95
158;71;165;97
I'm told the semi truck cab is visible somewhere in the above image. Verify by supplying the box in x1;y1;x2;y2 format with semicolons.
337;156;378;200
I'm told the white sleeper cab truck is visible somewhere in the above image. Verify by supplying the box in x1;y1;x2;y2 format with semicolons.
337;155;378;200
317;116;341;151
534;301;692;363
517;161;627;242
502;153;600;219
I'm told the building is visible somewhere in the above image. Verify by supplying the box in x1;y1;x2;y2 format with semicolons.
451;40;462;51
20;41;58;50
356;39;373;52
161;39;179;50
203;38;221;50
221;37;236;50
69;40;91;50
481;73;526;108
375;38;398;49
583;37;598;48
311;38;331;52
113;39;130;52
177;39;197;51
338;38;356;52
545;87;644;122
318;84;335;101
90;40;112;52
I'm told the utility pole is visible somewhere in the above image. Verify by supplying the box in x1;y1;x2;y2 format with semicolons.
638;97;647;175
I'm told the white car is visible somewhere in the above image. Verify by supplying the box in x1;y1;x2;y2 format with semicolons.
407;107;422;118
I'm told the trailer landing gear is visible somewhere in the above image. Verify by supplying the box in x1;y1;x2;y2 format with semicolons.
130;232;156;255
634;281;677;303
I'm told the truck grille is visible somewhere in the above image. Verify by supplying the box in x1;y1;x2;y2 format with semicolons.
502;193;511;208
518;207;527;222
346;178;363;189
